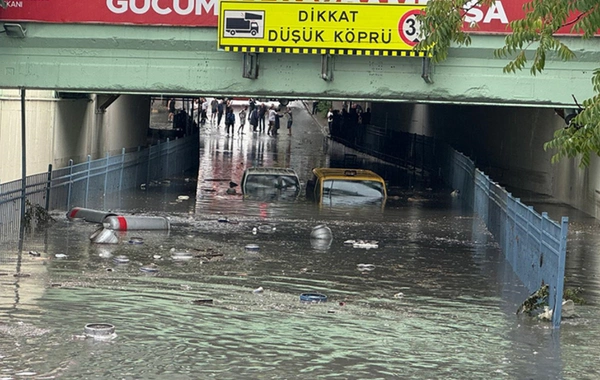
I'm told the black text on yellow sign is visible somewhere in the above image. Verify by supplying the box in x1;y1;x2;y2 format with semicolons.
218;1;428;56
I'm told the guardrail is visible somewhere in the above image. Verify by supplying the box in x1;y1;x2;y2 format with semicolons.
330;122;568;328
0;134;199;243
444;148;568;328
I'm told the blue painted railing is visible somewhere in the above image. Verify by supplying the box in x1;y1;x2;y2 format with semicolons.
445;149;568;328
0;133;198;242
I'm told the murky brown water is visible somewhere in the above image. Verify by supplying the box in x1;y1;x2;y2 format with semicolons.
2;102;600;379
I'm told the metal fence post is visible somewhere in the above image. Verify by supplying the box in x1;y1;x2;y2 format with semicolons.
85;155;91;207
45;164;52;211
552;216;569;329
104;152;110;198
120;148;125;191
66;159;73;210
166;138;170;178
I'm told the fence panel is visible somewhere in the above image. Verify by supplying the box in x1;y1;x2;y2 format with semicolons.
0;133;198;243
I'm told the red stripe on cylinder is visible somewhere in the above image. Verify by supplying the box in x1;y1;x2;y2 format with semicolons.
117;216;128;231
69;208;81;218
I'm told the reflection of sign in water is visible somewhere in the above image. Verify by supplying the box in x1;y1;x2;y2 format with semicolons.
218;1;428;56
223;11;264;38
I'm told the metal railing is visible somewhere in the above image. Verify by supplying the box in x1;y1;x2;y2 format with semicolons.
443;148;568;328
0;133;199;242
331;122;568;328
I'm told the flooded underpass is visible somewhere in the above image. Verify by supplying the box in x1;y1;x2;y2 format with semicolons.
2;101;600;379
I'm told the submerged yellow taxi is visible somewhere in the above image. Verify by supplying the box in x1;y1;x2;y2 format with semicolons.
306;168;387;206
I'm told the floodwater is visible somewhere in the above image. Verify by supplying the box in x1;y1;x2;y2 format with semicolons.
2;102;600;379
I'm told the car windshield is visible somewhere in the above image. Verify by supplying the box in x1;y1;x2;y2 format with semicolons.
322;179;384;205
244;174;300;200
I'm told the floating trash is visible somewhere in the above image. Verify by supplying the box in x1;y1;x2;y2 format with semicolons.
300;293;328;303
257;224;276;233
106;268;114;272
84;323;117;340
311;239;332;251
55;254;68;259
128;237;144;245
171;251;193;260
90;227;119;244
393;292;404;299
28;251;41;257
178;195;190;201
310;225;332;240
253;286;264;293
192;299;214;305
113;255;130;264
357;263;376;271
252;227;258;235
352;240;379;249
245;244;260;252
218;217;229;223
140;265;159;273
153;255;162;259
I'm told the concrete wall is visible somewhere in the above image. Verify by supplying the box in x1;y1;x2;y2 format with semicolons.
370;102;600;218
0;90;150;182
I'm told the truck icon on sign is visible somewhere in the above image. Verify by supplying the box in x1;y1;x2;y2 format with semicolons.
224;11;264;38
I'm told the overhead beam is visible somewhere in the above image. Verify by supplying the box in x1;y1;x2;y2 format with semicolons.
0;23;597;107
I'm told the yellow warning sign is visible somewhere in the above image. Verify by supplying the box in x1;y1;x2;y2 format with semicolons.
218;1;428;56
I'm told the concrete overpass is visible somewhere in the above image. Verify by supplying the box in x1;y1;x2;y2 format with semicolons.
0;21;597;107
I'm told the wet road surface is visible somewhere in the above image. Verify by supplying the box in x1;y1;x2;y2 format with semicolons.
1;102;600;379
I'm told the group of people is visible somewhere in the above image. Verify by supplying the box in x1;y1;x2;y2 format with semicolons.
166;97;294;136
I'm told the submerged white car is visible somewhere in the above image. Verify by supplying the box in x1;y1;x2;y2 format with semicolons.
241;167;301;200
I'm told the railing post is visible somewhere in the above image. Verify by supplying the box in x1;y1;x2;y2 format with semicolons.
166;138;170;178
552;216;569;329
66;159;73;210
120;148;125;191
104;152;110;200
85;155;91;208
45;164;52;211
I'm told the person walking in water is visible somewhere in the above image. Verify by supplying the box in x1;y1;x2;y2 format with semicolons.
286;107;293;136
225;108;235;135
238;106;247;134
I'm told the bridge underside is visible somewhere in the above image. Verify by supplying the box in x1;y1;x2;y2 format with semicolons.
0;23;597;107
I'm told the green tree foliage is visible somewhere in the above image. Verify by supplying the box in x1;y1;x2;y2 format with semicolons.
417;0;600;167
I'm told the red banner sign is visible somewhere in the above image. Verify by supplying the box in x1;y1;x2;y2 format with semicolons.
0;0;583;34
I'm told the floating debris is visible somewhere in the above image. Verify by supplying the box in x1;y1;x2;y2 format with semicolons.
14;273;31;278
84;323;117;341
177;195;190;201
28;251;41;257
172;251;194;260
128;237;144;245
113;255;130;264
192;299;214;305
153;255;162;259
55;254;67;259
357;263;376;272
245;244;260;252
300;293;327;303
393;292;404;299
253;287;264;293
90;227;119;244
257;224;276;233
352;240;379;249
140;265;159;273
310;225;331;240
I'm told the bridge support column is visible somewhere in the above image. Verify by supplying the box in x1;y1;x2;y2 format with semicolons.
421;57;433;84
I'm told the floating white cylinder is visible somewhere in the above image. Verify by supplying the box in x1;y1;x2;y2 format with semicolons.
102;215;170;231
67;207;117;223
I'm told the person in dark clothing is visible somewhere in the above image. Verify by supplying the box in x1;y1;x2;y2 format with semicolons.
167;98;176;122
249;108;259;132
361;107;371;125
258;103;267;133
225;108;235;135
217;99;225;127
312;101;319;115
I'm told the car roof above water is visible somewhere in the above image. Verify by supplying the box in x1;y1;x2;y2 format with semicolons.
244;167;299;177
311;168;384;181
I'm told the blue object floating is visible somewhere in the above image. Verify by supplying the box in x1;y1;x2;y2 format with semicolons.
300;293;327;303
